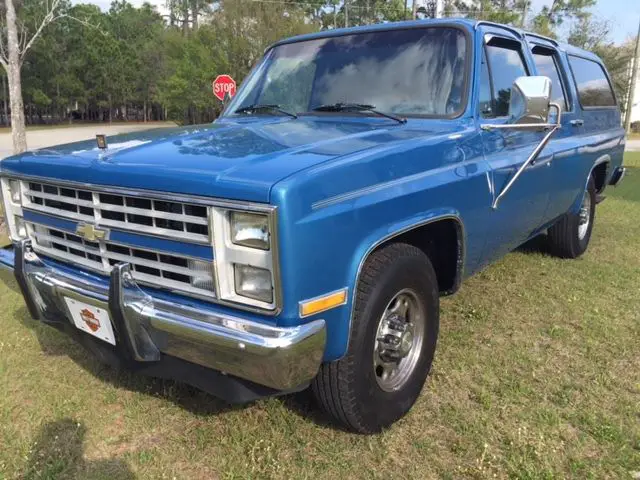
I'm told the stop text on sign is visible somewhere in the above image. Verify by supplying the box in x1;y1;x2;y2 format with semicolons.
212;75;237;101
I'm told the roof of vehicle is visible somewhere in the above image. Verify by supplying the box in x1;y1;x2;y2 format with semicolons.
269;18;602;64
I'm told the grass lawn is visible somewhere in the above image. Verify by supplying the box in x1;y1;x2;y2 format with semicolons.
0;154;639;479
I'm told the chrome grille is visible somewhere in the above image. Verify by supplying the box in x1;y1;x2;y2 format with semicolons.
23;181;210;243
27;222;216;299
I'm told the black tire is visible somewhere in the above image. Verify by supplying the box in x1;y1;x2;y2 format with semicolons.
311;242;439;434
547;176;596;259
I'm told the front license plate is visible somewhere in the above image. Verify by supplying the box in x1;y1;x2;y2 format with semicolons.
64;297;116;346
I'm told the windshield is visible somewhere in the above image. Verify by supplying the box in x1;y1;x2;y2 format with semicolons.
225;27;468;118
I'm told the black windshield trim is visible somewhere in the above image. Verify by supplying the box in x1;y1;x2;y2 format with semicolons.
259;24;473;120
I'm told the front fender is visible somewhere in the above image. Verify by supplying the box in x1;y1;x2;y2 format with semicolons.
333;208;464;358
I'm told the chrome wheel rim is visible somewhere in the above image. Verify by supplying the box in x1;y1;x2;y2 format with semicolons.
373;288;425;392
578;191;591;240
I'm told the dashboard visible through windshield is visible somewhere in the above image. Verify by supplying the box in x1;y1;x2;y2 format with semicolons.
225;26;469;119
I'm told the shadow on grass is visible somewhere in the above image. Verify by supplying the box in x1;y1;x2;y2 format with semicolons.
15;305;341;430
15;306;242;419
22;418;135;480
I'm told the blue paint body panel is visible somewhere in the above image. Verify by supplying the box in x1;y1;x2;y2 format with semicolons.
0;19;625;364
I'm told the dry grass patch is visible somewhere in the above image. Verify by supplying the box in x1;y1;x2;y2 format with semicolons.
0;153;639;479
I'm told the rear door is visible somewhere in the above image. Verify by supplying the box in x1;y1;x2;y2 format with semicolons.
527;39;584;220
478;29;554;262
565;54;625;197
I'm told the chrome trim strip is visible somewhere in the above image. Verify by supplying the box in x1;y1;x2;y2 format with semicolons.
346;214;465;354
311;161;475;211
4;172;276;211
21;179;212;245
0;243;325;390
23;207;215;257
298;287;349;318
26;220;218;301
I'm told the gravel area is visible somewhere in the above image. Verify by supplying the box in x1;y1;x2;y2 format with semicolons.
0;122;175;160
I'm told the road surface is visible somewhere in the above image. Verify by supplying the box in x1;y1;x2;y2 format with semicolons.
0;123;175;159
626;139;640;152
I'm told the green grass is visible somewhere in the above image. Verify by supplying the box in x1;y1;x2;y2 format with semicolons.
1;154;639;479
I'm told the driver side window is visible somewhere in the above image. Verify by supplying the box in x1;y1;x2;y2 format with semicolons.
480;38;529;118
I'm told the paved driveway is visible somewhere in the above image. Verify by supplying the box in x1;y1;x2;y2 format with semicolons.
0;123;175;159
626;139;640;152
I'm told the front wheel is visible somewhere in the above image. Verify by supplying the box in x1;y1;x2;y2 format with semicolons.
311;243;439;433
547;176;596;259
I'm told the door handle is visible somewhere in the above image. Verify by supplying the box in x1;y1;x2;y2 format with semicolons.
569;119;584;127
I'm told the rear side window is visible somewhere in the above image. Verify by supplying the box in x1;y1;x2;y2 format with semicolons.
568;55;616;107
532;47;568;111
483;40;529;117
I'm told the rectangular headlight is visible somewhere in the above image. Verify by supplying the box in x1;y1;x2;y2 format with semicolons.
211;204;279;311
234;264;273;303
230;211;269;250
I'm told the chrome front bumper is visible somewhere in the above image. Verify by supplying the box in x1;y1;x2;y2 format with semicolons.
0;240;325;392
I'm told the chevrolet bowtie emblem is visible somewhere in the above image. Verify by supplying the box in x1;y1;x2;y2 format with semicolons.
76;223;109;242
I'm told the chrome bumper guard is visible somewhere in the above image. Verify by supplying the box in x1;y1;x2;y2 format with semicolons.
0;240;326;391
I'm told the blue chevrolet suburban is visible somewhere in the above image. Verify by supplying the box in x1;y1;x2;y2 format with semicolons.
0;19;626;433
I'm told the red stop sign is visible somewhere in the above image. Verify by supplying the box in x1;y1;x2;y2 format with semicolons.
212;75;236;101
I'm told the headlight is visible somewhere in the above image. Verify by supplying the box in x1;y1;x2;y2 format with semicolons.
1;177;26;241
8;179;21;204
234;264;273;303
230;211;269;250
211;205;279;311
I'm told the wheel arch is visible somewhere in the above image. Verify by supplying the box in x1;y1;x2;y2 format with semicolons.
569;154;610;214
341;211;465;357
591;156;610;193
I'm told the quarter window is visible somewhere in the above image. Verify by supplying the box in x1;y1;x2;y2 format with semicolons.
568;55;616;107
483;39;529;117
532;47;568;111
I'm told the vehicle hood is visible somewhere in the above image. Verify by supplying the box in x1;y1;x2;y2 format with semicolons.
0;118;452;202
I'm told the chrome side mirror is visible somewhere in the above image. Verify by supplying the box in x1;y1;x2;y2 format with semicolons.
508;76;552;125
482;76;563;210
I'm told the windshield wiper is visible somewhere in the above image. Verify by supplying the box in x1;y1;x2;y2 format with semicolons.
234;104;297;119
311;103;406;124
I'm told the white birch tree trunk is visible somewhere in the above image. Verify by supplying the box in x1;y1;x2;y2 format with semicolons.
4;0;27;153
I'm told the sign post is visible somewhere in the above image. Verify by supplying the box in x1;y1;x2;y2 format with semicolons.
212;75;237;102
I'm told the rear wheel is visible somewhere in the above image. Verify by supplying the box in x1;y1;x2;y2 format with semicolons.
547;176;596;259
311;243;439;433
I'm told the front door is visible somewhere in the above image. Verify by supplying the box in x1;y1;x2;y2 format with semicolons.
478;31;554;263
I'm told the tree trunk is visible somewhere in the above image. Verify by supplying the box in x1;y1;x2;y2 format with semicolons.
182;6;189;36
191;0;198;30
2;74;7;126
4;0;27;153
143;100;147;122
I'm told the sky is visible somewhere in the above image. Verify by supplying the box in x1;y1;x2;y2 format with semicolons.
530;0;639;44
73;0;639;45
